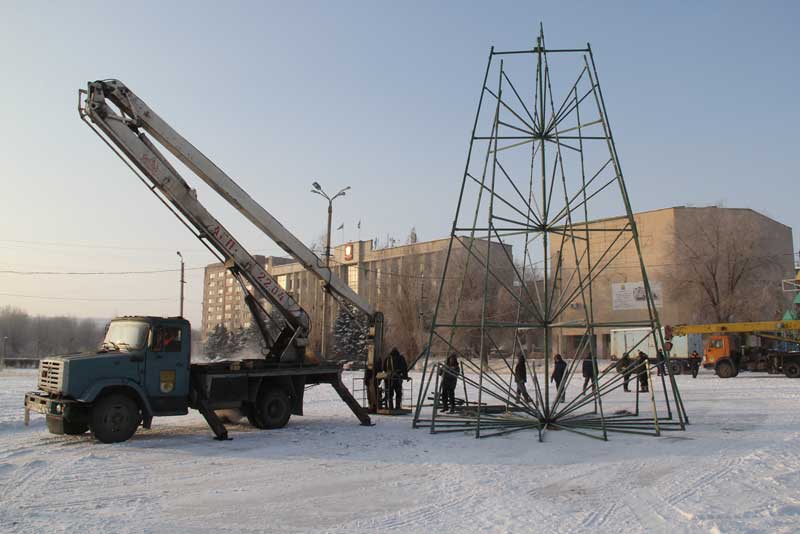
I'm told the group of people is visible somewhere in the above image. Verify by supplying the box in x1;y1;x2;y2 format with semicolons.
618;351;652;392
381;347;409;410
514;353;595;404
433;345;703;412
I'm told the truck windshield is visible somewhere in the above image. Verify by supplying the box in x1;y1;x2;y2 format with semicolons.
102;321;149;351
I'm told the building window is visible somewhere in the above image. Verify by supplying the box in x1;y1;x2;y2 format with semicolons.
216;314;223;320
376;268;382;297
348;265;359;292
278;275;287;289
217;298;223;304
225;304;232;310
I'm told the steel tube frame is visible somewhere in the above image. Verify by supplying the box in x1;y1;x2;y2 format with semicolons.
412;25;687;443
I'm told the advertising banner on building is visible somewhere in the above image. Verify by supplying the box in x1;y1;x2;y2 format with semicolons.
612;281;662;310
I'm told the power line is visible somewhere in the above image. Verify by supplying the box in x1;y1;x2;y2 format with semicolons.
0;292;176;302
0;238;293;257
0;238;200;252
0;267;204;276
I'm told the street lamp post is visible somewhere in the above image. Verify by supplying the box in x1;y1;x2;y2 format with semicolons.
177;251;185;318
311;181;350;358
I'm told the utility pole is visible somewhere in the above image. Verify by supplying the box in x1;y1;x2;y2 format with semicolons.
2;336;8;370
311;181;350;358
177;251;185;317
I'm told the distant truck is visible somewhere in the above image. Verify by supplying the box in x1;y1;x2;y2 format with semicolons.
610;328;701;375
667;321;800;379
25;316;370;443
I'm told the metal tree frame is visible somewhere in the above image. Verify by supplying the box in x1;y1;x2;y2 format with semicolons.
412;27;688;441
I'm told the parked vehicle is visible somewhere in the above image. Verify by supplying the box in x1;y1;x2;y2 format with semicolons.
25;316;369;442
667;321;800;378
610;327;701;375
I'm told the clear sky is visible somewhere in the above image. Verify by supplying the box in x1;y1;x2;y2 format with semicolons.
1;1;798;328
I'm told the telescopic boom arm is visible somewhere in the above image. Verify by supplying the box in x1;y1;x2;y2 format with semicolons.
80;79;379;362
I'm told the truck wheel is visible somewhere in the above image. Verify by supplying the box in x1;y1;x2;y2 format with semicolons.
255;389;291;429
243;403;264;429
716;360;736;379
90;394;141;443
63;420;89;435
669;362;682;375
784;361;800;378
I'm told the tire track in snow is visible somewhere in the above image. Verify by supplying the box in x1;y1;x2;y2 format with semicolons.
664;455;743;506
581;499;618;529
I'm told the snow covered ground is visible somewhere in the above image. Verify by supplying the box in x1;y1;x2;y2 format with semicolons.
2;367;800;533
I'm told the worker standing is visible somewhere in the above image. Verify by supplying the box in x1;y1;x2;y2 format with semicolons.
637;351;650;392
619;352;633;392
690;350;702;378
439;353;459;413
582;354;596;394
384;348;409;410
656;349;666;377
551;353;567;402
514;354;532;403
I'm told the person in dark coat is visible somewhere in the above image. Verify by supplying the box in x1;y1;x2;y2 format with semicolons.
619;352;633;392
550;353;567;402
582;354;596;394
514;354;532;403
656;349;666;377
637;351;650;392
439;353;459;413
384;347;409;410
690;350;702;378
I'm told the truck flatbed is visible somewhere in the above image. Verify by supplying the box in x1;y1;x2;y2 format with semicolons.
188;358;371;440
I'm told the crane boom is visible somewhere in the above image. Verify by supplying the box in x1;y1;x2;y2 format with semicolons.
79;79;377;362
670;320;800;337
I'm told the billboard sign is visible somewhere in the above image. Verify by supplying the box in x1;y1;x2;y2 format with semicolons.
612;281;662;310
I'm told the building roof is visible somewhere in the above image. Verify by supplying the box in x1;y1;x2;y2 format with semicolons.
577;205;791;229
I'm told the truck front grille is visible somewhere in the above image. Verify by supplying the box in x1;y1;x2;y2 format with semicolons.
38;360;64;393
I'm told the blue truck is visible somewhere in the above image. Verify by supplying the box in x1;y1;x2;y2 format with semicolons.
25;315;370;443
22;79;390;443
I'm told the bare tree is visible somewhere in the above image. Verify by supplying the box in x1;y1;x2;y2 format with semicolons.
0;306;105;358
381;261;424;362
670;209;789;323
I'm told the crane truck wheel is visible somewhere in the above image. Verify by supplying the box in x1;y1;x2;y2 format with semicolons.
669;362;682;375
715;360;736;379
243;403;264;429
90;393;141;443
783;361;800;379
63;420;90;435
254;388;291;429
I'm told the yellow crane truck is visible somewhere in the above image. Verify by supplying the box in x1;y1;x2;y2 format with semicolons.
666;320;800;379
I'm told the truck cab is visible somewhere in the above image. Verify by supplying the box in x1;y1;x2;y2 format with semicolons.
25;316;191;442
703;335;732;369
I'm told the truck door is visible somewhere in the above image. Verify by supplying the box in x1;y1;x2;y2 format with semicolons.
705;336;727;367
146;324;190;415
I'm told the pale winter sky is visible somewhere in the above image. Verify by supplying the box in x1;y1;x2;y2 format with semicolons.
0;1;797;328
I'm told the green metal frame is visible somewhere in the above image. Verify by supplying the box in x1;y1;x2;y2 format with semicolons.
412;25;688;442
